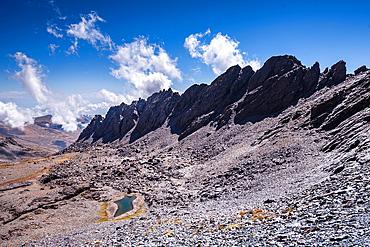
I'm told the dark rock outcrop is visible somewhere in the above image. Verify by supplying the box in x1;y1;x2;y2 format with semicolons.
247;55;304;92
94;101;140;143
309;70;370;152
317;60;346;89
354;65;368;75
130;89;180;142
77;115;104;142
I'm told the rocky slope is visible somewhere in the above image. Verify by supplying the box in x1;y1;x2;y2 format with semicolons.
0;134;49;164
2;55;370;246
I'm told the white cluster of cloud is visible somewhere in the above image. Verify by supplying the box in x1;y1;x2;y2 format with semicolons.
47;23;63;38
66;11;114;54
46;94;90;132
45;11;183;103
11;52;50;104
67;39;79;55
0;101;35;129
83;89;131;114
97;89;130;105
109;37;182;98
48;44;59;55
184;29;261;74
2;52;121;131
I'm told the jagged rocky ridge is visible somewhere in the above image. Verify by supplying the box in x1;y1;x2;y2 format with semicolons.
77;55;347;144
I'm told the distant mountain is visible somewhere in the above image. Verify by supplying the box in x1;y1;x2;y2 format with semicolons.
34;114;91;130
0;115;92;153
33;114;53;127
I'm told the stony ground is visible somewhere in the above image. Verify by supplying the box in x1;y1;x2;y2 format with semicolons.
25;152;370;246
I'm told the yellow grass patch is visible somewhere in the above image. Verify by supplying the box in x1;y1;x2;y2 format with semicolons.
164;230;175;235
0;163;15;167
96;202;109;223
96;205;146;223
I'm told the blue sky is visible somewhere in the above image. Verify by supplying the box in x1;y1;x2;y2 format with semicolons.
1;0;370;131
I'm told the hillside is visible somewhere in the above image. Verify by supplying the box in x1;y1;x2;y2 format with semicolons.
1;55;370;246
0;134;50;164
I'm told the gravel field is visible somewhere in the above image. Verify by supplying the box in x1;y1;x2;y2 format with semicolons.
25;149;370;246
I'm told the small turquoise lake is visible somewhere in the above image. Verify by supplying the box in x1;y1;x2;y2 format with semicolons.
114;196;137;217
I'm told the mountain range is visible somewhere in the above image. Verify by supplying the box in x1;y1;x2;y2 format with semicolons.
76;55;349;145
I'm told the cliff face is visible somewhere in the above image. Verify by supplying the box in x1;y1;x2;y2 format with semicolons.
77;55;350;144
234;56;345;123
171;65;254;139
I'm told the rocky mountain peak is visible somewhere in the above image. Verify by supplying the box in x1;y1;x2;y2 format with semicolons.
317;60;346;89
77;115;104;142
247;55;303;91
170;64;254;139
